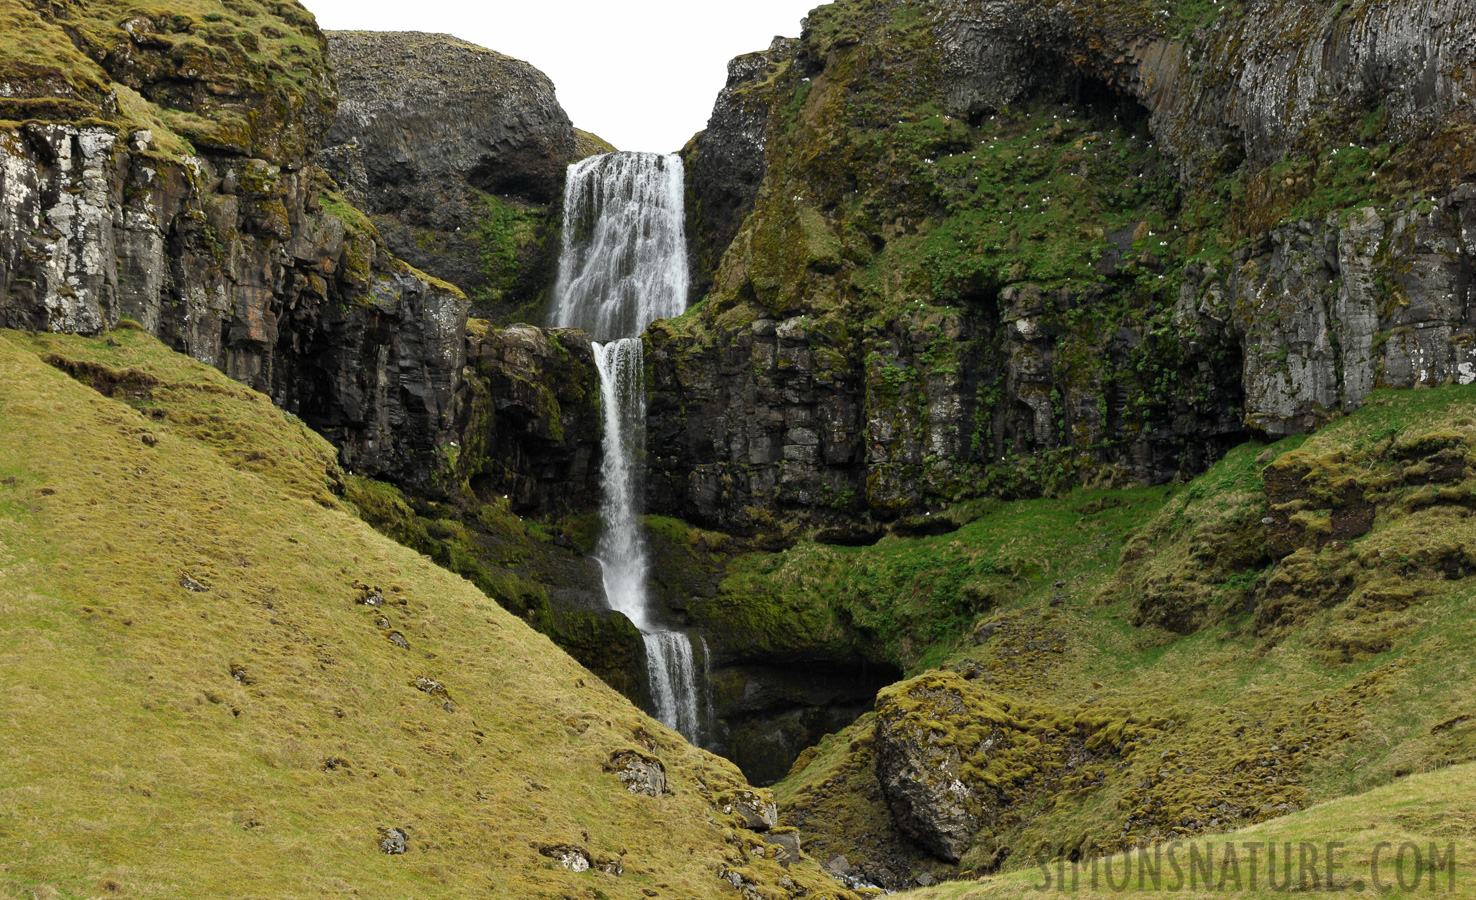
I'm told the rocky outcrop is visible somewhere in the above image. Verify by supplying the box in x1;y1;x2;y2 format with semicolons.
1199;195;1476;437
647;297;1243;531
930;0;1476;188
0;4;471;496
0;10;616;500
871;672;1127;867
709;661;897;786
462;322;602;514
684;38;798;296
321;32;579;318
873;680;983;862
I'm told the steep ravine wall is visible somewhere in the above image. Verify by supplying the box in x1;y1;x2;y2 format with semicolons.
0;13;606;505
665;0;1476;531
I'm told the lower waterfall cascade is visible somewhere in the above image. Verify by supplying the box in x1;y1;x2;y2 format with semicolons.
552;151;704;743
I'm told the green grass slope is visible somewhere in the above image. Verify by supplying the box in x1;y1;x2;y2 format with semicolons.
0;327;852;900
906;760;1476;898
761;386;1476;888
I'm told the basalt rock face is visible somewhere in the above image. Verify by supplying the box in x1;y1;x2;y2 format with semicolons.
709;660;898;787
0;4;472;495
321;32;579;319
462;322;602;516
684;37;799;297
664;0;1476;528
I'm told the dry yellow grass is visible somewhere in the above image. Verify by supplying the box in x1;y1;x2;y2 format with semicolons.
0;328;851;899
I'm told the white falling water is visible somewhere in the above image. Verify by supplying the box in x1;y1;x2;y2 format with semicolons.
553;152;703;743
550;152;689;342
591;339;652;629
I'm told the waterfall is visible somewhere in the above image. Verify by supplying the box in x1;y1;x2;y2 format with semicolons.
550;152;689;342
553;152;703;743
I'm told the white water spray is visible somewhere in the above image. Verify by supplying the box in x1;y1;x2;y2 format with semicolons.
550;152;689;342
553;151;704;743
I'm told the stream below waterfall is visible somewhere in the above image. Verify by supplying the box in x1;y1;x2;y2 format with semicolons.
550;151;707;743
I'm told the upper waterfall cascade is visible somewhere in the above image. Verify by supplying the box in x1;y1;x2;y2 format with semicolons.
550;151;703;743
549;152;689;342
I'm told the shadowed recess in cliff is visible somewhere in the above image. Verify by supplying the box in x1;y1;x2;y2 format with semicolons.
553;151;704;742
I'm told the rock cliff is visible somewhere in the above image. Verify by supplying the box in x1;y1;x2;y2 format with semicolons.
321;32;584;320
0;1;472;494
665;0;1476;531
0;8;613;504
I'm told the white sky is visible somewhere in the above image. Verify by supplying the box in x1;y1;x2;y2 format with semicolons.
306;0;822;153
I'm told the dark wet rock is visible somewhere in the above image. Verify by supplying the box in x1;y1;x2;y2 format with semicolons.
462;323;602;516
891;514;960;538
684;37;798;295
705;661;900;787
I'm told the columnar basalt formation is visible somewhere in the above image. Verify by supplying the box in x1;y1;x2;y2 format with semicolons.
0;4;469;494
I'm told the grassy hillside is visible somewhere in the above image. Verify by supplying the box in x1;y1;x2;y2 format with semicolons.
0;326;852;900
756;385;1476;888
905;760;1476;898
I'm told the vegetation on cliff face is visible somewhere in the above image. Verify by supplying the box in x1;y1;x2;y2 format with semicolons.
0;0;334;162
653;0;1476;531
0;326;860;900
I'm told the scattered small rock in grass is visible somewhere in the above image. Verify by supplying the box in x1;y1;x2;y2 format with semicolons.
386;631;409;649
228;663;253;684
357;584;385;607
180;573;209;592
378;827;408;854
607;750;667;796
535;843;621;874
413;676;447;697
